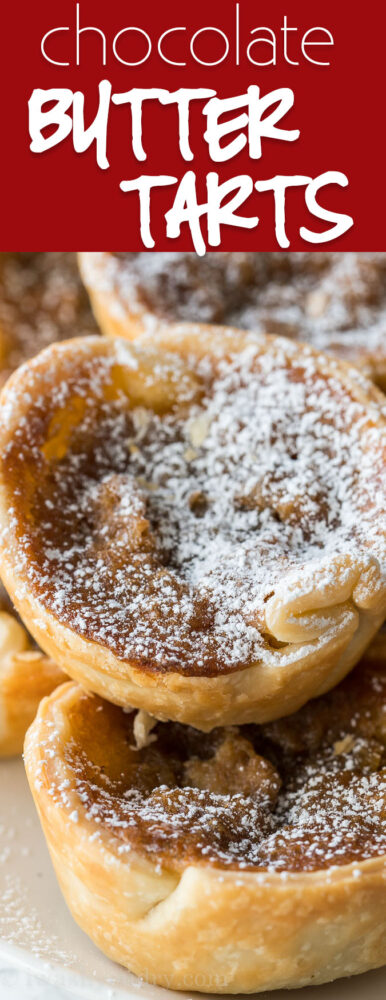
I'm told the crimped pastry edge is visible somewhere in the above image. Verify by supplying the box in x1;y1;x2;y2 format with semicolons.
24;679;386;994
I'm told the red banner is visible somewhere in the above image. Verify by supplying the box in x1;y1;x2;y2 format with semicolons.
1;0;385;250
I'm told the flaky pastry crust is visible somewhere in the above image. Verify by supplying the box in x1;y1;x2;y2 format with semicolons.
24;638;386;993
0;331;385;730
78;252;386;390
0;607;65;755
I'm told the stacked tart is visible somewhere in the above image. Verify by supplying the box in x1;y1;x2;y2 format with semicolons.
0;252;386;993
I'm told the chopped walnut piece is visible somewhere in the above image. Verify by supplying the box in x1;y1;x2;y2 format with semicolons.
133;710;158;750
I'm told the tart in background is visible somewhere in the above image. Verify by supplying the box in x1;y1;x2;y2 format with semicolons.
79;252;386;390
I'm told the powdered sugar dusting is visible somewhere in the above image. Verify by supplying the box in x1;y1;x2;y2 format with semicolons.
88;252;386;379
3;336;385;675
0;764;76;967
31;649;386;872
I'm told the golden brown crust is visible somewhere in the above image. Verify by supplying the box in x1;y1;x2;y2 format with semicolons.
0;331;385;729
78;252;386;391
24;641;386;992
0;609;66;756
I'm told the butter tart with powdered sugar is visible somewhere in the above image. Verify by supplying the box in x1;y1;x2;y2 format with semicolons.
79;251;386;389
24;633;386;992
0;327;385;730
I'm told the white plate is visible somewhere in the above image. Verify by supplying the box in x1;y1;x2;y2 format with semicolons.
1;757;386;1000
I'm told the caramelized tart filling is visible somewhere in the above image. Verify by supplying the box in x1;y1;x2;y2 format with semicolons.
0;252;98;385
97;252;386;375
46;649;386;872
2;338;385;676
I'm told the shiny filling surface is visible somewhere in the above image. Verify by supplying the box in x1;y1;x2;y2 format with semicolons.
2;338;385;675
48;649;386;872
